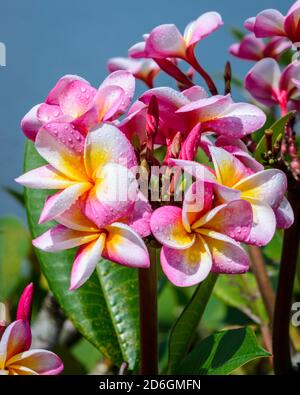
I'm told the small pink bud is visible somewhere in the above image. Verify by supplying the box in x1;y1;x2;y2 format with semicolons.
16;283;34;323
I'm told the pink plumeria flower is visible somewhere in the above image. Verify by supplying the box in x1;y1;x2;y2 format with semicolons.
245;0;300;44
33;198;150;290
230;34;291;61
107;57;160;88
21;71;135;141
150;183;253;287
245;58;300;114
140;86;266;138
0;284;63;375
172;146;293;246
16;123;138;225
129;12;223;61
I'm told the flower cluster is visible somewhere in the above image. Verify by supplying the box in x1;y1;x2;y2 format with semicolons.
0;284;63;375
16;9;293;290
244;0;300;44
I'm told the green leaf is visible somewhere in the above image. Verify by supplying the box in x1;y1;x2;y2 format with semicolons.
214;273;268;325
175;327;270;375
168;273;218;373
229;27;245;41
262;230;283;263
0;216;30;300
23;141;139;370
254;112;295;163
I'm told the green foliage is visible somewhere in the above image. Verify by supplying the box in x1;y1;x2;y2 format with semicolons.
263;231;283;263
167;273;218;373
23;141;140;370
175;327;270;375
214;273;268;325
254;112;295;163
0;216;30;300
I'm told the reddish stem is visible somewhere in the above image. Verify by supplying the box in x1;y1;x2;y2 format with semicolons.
138;245;158;374
186;48;218;95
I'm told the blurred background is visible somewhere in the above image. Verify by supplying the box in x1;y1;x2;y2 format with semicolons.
0;0;296;375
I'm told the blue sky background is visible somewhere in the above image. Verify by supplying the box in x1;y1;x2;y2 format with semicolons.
0;0;290;220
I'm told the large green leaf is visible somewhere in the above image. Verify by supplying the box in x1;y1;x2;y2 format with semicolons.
214;273;268;325
167;273;218;373
23;141;139;370
175;327;270;375
0;216;30;300
254;112;295;163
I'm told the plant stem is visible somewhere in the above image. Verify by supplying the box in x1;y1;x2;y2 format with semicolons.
248;246;275;324
273;190;300;375
138;244;158;374
154;58;194;89
186;49;218;95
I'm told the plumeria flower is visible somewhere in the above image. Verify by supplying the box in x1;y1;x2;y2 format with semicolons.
33;197;150;290
150;183;253;286
140;86;266;138
21;71;135;140
0;284;63;375
172;146;293;246
128;12;223;61
229;34;291;61
245;0;300;44
245;58;300;114
16;123;138;225
107;57;160;88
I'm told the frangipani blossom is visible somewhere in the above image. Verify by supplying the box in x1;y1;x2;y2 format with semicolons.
21;71;135;140
245;0;300;44
107;57;160;88
140;86;266;138
0;321;64;375
0;284;63;375
150;190;253;287
173;147;292;246
16;123;138;225
230;34;291;61
33;198;150;290
245;58;300;113
129;12;223;60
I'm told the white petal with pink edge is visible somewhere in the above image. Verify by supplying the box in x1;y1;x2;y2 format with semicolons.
0;321;31;363
160;235;212;287
6;349;64;375
274;196;294;229
15;165;76;189
201;231;250;274
38;182;91;224
70;233;106;290
103;223;150;268
234;168;287;208
245;199;276;246
33;224;99;252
